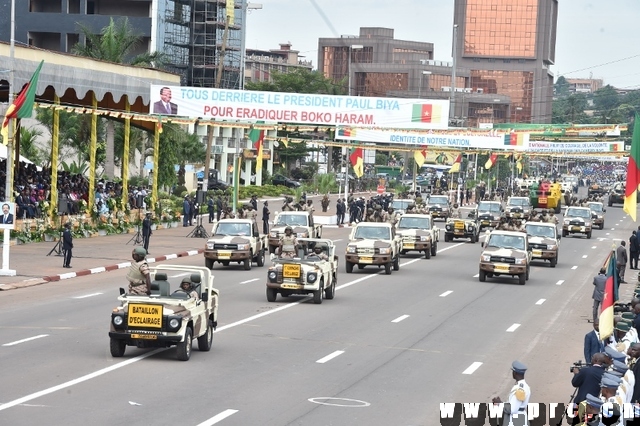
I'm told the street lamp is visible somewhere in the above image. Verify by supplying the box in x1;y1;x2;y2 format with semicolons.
240;2;264;90
418;71;432;98
348;44;363;96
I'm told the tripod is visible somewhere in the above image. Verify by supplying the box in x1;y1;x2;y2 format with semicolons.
127;208;144;245
47;213;65;257
187;213;209;238
556;386;578;426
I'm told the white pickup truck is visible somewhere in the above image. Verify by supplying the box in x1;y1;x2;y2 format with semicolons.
204;219;268;270
268;211;322;253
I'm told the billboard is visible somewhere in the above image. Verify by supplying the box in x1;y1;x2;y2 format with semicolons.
149;85;450;129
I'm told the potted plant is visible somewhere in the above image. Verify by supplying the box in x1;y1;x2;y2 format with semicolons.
43;227;59;242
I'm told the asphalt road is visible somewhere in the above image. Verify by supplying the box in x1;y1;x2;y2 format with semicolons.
0;198;635;426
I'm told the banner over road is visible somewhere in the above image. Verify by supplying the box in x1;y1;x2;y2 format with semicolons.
149;85;450;129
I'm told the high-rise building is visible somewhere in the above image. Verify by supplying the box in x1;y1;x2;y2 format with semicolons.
453;0;558;124
244;43;313;85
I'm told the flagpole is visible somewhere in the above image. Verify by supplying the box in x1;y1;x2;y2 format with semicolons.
0;0;17;276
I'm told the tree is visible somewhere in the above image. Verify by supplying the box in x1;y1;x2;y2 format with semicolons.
18;125;45;166
592;85;621;114
554;76;571;98
154;123;206;189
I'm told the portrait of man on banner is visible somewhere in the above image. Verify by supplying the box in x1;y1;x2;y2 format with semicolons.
0;202;16;230
152;86;178;115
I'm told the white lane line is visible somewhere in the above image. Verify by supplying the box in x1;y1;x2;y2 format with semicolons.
592;246;597;249
506;323;521;332
556;280;565;285
582;255;588;259
440;291;453;297
316;350;345;364
196;409;239;426
72;293;102;299
89;267;105;274
472;273;479;278
333;239;343;243
606;233;610;236
3;334;49;347
611;228;615;231
535;299;546;305
462;362;483;375
391;315;410;323
169;273;189;278
571;266;578;270
240;278;259;284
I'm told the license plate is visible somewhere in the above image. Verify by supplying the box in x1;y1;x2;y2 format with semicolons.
281;283;301;289
533;250;542;257
455;222;464;229
403;243;415;249
514;213;522;218
283;264;301;278
572;226;581;231
131;334;158;340
539;197;548;204
360;257;373;263
218;250;232;259
127;304;162;329
482;221;490;225
494;264;510;273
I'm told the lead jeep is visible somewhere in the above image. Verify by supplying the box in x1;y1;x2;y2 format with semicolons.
479;231;531;285
425;194;451;221
525;221;560;268
345;222;402;275
562;206;593;239
268;211;322;253
395;213;439;259
265;238;337;304
204;219;267;270
108;265;219;361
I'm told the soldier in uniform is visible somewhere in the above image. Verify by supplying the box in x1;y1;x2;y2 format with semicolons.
179;277;199;299
386;207;397;226
547;212;559;224
246;204;257;224
514;219;525;232
222;207;235;219
310;245;328;261
491;361;530;426
236;205;247;219
577;394;604;425
278;226;299;259
451;203;461;219
306;200;315;214
126;247;151;296
599;375;624;423
282;197;294;211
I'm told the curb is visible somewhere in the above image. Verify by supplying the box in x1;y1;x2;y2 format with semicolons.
0;249;205;291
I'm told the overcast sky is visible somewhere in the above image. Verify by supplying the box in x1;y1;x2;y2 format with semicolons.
245;0;640;90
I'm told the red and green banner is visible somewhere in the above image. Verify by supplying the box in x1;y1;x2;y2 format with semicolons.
411;103;443;124
248;127;265;172
1;60;44;144
624;113;640;221
349;147;364;178
599;250;619;340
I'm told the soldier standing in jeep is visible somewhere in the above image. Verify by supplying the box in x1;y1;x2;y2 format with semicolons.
127;247;151;295
278;226;299;258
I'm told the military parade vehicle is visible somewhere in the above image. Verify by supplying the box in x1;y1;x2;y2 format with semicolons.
395;213;439;259
425;194;451;221
109;265;219;361
204;219;267;270
608;182;625;207
503;196;533;220
479;230;531;285
529;181;562;213
444;214;479;243
587;201;606;230
268;211;322;253
525;221;560;268
265;238;337;304
345;222;402;275
588;182;606;196
473;200;503;231
562;206;593;239
391;199;415;215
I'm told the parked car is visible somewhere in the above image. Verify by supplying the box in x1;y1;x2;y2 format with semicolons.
272;174;301;188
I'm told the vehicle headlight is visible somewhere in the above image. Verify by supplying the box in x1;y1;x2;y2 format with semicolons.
347;246;357;254
378;247;391;255
585;222;591;227
524;210;529;214
270;232;278;238
307;272;317;283
468;224;475;229
206;242;214;250
446;225;452;230
268;271;277;280
563;219;571;225
420;235;430;242
168;317;182;331
112;315;124;326
515;258;526;265
297;232;308;238
481;254;491;262
547;244;557;250
237;243;250;250
598;215;603;219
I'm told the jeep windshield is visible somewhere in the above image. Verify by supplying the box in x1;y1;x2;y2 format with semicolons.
478;202;501;213
588;203;604;213
525;224;556;239
507;198;529;207
275;214;308;227
566;208;591;219
428;196;448;206
487;234;526;250
215;223;251;236
398;217;431;230
353;226;391;240
392;200;414;211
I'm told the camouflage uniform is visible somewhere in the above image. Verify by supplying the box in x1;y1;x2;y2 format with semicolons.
282;201;294;211
237;209;247;219
127;259;150;295
279;235;298;259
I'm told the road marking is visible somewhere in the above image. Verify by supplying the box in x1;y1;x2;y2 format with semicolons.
556;280;565;285
439;291;453;297
571;266;578;270
333;239;343;243
472;273;479;278
592;246;597;249
116;262;131;269
2;334;49;347
196;409;239;426
89;267;105;274
316;350;345;364
611;228;615;231
582;255;588;259
391;315;410;323
462;362;483;375
240;278;259;284
169;273;189;278
535;299;546;305
506;323;521;332
72;293;102;299
606;233;610;236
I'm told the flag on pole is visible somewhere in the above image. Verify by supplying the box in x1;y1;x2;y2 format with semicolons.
414;148;427;168
1;60;44;145
448;153;462;174
350;147;364;178
515;153;523;173
484;153;498;170
624;113;640;221
249;127;265;172
599;250;618;340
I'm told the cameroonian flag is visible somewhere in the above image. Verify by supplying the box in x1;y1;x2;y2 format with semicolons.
503;132;525;146
338;128;355;138
515;153;523;174
249;127;265;172
350;147;364;178
484;153;498;170
623;113;640;221
411;103;443;124
1;60;44;145
610;143;620;152
599;250;619;340
414;147;427;168
448;153;462;174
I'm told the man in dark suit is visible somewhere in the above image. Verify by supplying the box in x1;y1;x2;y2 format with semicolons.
142;213;152;253
216;197;223;222
152;87;178;115
1;203;14;224
592;267;606;322
571;353;607;407
584;320;605;363
262;201;270;234
617;240;629;283
62;222;73;268
250;195;258;211
631;231;640;269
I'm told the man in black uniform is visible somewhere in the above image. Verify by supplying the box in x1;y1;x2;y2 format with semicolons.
262;201;270;234
62;222;73;268
207;196;215;223
142;212;152;253
216;196;223;222
250;195;258;211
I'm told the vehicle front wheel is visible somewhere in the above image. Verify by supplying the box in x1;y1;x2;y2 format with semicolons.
431;242;438;257
562;230;568;238
176;328;192;361
266;288;277;302
600;223;605;230
197;319;213;352
586;231;592;239
393;256;400;271
313;280;323;304
550;256;557;268
110;338;126;357
325;279;335;299
425;248;431;259
205;258;214;270
526;267;530;281
256;249;265;267
518;273;526;285
243;256;252;270
479;269;486;282
345;261;354;274
384;262;392;275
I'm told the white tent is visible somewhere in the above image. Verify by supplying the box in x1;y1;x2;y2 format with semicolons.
0;144;34;164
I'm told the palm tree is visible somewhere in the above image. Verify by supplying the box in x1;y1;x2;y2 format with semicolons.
19;125;44;166
72;17;166;179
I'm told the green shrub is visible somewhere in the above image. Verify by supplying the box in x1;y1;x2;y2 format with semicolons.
172;185;187;197
238;184;295;200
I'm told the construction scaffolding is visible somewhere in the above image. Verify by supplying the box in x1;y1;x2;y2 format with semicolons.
161;0;244;89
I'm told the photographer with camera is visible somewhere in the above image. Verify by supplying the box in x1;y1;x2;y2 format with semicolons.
572;353;607;411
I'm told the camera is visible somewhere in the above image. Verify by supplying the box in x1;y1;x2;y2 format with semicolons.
570;361;591;372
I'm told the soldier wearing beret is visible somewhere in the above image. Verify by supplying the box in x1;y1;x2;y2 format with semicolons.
126;247;151;296
492;361;530;425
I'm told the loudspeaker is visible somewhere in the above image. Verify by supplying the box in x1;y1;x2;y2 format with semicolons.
196;190;205;205
136;194;145;208
57;194;69;215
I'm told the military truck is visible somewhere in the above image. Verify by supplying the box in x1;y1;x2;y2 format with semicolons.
504;196;533;220
266;238;337;304
525;221;560;268
395;213;439;259
562;206;593;239
608;182;625;207
444;216;479;243
425;194;451;221
109;265;219;361
268;211;322;253
204;219;267;270
345;222;402;275
473;200;503;231
587;201;606;230
479;231;531;285
529;181;562;214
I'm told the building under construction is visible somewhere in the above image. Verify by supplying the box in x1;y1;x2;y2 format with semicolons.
160;0;246;89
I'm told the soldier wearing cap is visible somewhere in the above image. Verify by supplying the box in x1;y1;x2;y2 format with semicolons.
615;322;633;353
126;247;151;296
492;360;530;426
599;375;624;423
612;360;634;403
577;393;603;425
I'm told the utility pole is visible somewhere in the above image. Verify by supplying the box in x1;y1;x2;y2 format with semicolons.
450;24;458;121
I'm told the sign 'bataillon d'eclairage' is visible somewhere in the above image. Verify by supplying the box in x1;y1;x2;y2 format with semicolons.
149;85;450;129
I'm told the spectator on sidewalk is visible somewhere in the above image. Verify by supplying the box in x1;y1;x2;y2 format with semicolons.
262;201;270;234
207;196;214;223
182;195;191;227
